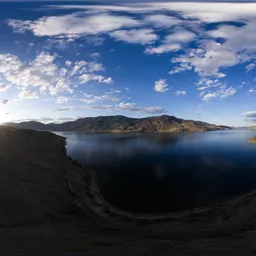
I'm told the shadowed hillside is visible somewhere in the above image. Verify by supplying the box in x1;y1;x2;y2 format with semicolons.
1;126;256;255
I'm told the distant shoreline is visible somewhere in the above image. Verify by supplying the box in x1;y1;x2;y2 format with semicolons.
248;137;256;144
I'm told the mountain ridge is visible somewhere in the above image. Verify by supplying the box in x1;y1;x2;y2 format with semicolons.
2;115;231;133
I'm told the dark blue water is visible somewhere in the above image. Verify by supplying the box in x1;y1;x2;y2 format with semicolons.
56;130;256;213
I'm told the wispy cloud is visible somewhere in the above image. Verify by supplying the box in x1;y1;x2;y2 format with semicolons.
19;89;39;100
52;108;70;111
246;63;256;72
110;29;158;45
175;90;187;96
79;102;165;114
202;87;236;101
1;99;8;105
245;111;256;122
55;96;69;104
80;92;120;103
7;13;140;38
0;83;10;92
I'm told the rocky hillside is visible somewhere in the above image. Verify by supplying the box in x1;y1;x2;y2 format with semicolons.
3;115;230;132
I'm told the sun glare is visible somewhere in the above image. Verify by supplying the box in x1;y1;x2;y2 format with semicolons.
0;111;9;124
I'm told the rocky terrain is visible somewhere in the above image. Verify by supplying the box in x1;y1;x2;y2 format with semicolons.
1;126;256;255
3;115;230;133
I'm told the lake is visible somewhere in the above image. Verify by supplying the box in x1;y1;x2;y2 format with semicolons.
56;130;256;214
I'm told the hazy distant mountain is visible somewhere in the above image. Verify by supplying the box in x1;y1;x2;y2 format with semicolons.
3;115;231;133
246;126;256;130
3;121;49;131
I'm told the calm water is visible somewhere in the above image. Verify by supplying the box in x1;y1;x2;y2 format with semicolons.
56;130;256;213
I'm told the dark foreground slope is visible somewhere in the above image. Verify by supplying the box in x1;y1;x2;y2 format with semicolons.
0;126;81;226
4;115;230;132
1;126;256;255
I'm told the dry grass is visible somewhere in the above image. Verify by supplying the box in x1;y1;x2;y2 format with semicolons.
248;137;256;144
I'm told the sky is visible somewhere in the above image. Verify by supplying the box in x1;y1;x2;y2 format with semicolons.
1;1;256;126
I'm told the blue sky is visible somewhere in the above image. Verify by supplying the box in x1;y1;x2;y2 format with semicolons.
1;1;256;126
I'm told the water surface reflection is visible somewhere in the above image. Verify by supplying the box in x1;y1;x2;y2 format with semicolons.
56;130;256;213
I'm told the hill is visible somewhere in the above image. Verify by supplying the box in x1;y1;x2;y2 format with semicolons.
0;124;256;256
3;115;231;132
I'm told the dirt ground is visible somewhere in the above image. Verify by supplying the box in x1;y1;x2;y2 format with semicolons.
1;126;256;255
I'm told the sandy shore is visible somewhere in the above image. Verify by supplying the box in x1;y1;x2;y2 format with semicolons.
1;126;256;255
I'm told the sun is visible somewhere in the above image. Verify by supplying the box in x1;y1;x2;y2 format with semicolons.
0;111;10;124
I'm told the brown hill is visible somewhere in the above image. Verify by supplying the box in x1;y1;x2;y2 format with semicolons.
3;115;231;132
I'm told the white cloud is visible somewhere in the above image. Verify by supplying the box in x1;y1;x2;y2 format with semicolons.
143;107;164;114
0;83;10;92
201;23;256;74
19;89;39;100
79;74;113;84
144;14;181;28
202;86;236;101
245;111;256;120
154;79;169;93
164;30;196;44
80;92;119;103
70;61;87;76
202;92;219;101
79;102;164;114
46;3;256;23
7;13;140;38
110;29;158;45
87;62;105;72
86;36;105;46
145;43;181;55
219;87;236;98
145;29;195;55
116;102;136;110
0;52;73;96
116;102;165;114
169;63;192;74
197;86;208;91
0;52;113;100
196;78;221;91
70;60;104;75
246;63;256;72
65;60;72;67
91;52;100;59
55;96;69;104
7;2;256;103
175;90;187;96
79;105;113;111
171;41;237;78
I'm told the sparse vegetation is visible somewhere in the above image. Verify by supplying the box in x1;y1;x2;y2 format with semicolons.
3;115;231;133
248;137;256;144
